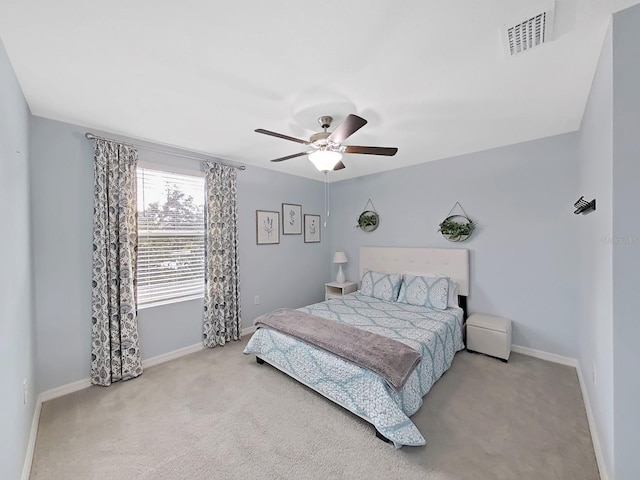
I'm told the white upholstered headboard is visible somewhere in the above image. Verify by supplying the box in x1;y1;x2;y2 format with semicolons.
359;247;470;296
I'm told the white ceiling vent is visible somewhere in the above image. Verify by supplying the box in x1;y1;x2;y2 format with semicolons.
502;2;555;57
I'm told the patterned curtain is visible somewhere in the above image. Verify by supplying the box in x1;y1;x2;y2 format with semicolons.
91;139;143;386
202;162;242;347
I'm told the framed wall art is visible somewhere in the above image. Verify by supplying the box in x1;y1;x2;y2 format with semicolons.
256;210;280;245
304;214;321;243
282;203;302;235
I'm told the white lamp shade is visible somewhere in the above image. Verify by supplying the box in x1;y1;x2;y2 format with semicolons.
333;251;348;264
309;150;342;172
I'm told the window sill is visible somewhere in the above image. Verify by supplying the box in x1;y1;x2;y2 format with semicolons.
137;294;204;310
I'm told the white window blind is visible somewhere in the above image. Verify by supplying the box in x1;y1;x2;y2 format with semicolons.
136;167;205;307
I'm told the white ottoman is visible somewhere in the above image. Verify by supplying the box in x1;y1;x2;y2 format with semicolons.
466;313;512;362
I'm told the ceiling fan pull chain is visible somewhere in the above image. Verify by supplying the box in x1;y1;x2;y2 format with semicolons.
324;172;329;227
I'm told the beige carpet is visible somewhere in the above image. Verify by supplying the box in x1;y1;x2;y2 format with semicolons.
30;338;599;480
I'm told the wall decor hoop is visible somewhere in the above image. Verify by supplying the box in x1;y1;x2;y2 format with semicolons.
438;202;476;242
355;199;379;232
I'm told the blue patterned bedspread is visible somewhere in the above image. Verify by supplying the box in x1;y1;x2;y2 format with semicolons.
243;292;465;447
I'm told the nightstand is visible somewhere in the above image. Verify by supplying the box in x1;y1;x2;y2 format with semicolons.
466;313;512;362
325;281;357;300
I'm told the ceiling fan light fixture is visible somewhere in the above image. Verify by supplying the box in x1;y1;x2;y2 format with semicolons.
309;150;342;172
256;113;397;167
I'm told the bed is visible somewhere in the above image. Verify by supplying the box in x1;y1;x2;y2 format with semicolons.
243;247;469;448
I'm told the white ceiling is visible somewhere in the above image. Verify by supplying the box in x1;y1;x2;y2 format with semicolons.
0;0;637;182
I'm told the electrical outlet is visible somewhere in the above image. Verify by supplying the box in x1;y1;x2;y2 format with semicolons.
23;379;28;405
254;295;260;305
592;362;597;386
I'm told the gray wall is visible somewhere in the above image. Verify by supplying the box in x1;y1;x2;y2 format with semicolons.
29;116;329;391
612;5;640;479
577;21;614;477
0;38;36;480
329;133;581;358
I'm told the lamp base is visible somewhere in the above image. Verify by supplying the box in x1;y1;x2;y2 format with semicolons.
336;265;345;284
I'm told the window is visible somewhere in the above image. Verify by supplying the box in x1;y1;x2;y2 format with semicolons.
136;166;205;307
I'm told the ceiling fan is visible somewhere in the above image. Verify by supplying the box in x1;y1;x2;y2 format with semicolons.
255;114;398;172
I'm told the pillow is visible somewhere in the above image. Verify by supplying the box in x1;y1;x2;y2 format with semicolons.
447;280;459;308
360;269;402;302
403;271;460;308
397;274;449;310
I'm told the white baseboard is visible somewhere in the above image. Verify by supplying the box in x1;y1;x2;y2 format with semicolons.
21;396;42;480
144;326;254;368
575;363;609;480
143;326;255;368
39;377;92;403
142;343;204;369
511;344;577;367
513;345;607;480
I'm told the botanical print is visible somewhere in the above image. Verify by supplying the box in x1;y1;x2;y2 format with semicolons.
256;210;280;244
282;203;302;235
264;216;274;237
304;214;321;243
202;162;242;347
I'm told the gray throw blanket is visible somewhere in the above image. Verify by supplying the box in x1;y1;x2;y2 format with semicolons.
254;308;421;391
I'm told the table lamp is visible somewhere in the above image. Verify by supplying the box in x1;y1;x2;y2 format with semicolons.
333;251;348;283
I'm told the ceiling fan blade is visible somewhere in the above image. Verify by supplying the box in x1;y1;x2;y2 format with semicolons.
269;152;309;162
255;129;310;145
345;146;398;156
327;114;367;144
333;160;346;171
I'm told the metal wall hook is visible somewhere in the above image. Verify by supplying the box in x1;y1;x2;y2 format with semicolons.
574;196;596;215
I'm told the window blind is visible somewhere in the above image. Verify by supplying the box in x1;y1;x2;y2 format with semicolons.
136;167;205;307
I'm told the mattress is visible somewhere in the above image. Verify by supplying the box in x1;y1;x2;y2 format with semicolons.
243;292;465;447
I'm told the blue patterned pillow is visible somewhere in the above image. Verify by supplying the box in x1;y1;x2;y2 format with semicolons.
397;274;449;310
360;269;402;302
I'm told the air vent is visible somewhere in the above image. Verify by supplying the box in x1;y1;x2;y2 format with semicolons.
502;3;555;57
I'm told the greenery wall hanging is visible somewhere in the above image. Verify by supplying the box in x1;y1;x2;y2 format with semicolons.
355;199;379;232
438;202;476;242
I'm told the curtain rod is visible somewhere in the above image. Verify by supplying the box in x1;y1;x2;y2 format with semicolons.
84;132;246;171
